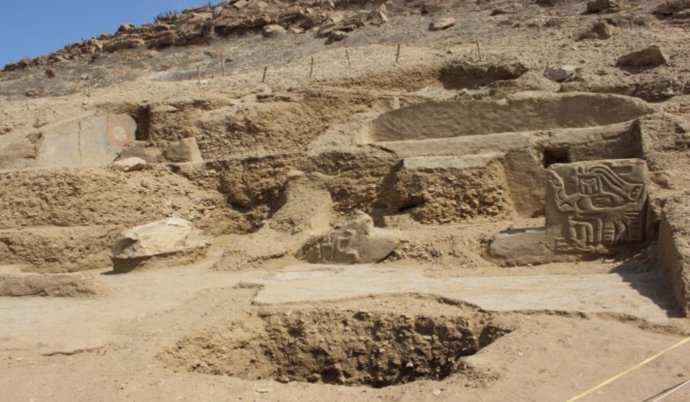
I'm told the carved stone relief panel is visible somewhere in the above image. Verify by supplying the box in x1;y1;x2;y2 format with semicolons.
546;159;648;253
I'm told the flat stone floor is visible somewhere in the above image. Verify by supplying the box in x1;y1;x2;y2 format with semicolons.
0;260;679;356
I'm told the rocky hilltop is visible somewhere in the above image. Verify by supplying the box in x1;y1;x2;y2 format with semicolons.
4;0;397;72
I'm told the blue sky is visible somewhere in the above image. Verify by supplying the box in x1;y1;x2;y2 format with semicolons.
0;0;210;67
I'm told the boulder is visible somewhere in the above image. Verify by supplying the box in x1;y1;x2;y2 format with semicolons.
298;212;399;264
429;17;456;31
617;45;668;67
113;157;147;172
111;218;212;272
544;66;576;82
164;137;203;163
577;21;613;40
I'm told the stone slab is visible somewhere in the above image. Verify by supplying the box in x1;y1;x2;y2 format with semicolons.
111;218;211;260
251;265;673;323
36;114;137;169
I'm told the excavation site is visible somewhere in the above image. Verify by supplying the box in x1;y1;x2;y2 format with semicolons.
1;0;690;401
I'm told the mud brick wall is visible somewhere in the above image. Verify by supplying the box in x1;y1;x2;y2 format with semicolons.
657;193;690;316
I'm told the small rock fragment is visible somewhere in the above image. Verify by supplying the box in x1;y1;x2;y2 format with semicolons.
577;21;613;40
113;157;147;172
490;9;510;16
544;66;576;82
326;30;348;44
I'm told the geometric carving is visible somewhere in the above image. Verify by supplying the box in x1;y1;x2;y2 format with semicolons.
312;228;361;264
545;159;648;253
298;212;399;264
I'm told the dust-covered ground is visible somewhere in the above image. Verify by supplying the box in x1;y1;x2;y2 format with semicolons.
1;0;690;401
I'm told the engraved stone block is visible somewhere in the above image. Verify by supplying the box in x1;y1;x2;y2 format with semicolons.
298;212;399;264
545;159;648;254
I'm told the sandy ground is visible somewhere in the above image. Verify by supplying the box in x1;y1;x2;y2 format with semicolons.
1;251;689;401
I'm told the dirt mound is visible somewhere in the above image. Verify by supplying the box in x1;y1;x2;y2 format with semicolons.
162;305;510;388
0;166;243;234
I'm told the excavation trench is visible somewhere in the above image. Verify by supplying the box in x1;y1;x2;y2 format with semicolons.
163;307;510;388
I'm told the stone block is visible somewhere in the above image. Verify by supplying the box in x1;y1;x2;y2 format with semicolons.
298;212;399;264
111;217;212;273
545;159;648;253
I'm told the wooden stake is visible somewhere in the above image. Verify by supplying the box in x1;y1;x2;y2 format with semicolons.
309;56;314;78
346;49;351;69
476;40;482;62
395;44;401;63
221;53;225;77
262;66;268;83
